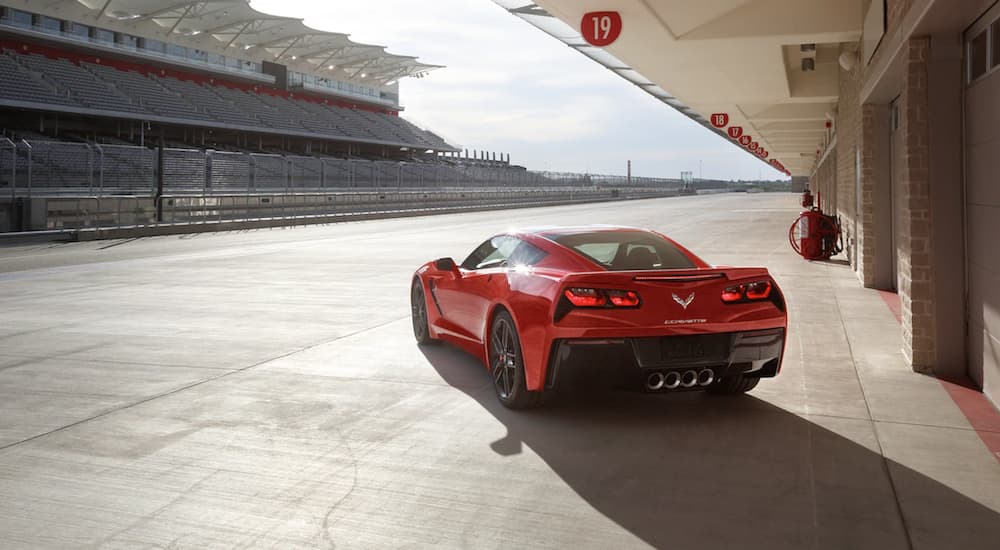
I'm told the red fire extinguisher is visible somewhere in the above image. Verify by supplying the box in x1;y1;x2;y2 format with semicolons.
788;192;843;261
801;189;814;208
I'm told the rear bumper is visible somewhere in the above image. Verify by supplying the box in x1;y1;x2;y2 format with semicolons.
545;328;785;390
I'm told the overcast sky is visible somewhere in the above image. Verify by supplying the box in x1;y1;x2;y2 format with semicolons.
251;0;785;181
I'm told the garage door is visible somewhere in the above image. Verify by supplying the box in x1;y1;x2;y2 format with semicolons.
965;5;1000;400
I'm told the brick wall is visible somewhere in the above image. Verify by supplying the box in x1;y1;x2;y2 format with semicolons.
835;46;864;276
855;1;944;369
857;104;878;287
812;150;836;211
898;37;936;369
825;42;878;287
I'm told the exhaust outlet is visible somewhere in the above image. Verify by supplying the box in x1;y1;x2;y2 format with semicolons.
646;372;665;391
663;371;682;390
697;369;715;387
681;370;699;388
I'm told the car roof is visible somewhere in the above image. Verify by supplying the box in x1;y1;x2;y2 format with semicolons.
513;225;650;237
508;225;708;269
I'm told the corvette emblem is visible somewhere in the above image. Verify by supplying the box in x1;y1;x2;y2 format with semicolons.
672;292;695;310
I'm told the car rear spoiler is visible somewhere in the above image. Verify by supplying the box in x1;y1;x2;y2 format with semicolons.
559;267;772;286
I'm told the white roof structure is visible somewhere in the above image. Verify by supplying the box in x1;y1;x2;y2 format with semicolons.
497;0;864;177
21;0;442;85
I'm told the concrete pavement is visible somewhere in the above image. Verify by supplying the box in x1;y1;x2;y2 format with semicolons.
0;193;998;549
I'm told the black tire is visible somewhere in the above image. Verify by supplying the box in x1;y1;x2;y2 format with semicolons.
708;374;760;395
488;310;543;409
411;278;438;345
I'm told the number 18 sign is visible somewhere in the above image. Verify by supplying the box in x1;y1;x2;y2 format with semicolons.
581;12;622;47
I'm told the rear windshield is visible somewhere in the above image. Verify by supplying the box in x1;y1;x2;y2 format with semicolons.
545;231;696;271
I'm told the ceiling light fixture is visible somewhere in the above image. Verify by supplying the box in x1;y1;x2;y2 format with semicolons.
838;50;858;71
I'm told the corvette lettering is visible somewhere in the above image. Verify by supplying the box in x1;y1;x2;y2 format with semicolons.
663;319;708;325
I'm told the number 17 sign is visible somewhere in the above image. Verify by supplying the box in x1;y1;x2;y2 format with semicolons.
581;12;622;47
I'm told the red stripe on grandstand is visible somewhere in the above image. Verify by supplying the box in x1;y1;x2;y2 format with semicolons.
0;39;398;116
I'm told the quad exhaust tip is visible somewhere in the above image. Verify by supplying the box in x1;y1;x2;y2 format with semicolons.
663;371;682;390
680;370;698;388
697;368;715;387
645;369;715;391
646;372;664;391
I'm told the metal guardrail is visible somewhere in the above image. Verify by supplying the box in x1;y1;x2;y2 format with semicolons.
0;139;692;233
0;140;685;198
0;186;675;236
2;138;14;201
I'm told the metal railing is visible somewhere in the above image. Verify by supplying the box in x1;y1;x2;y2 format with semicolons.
2;138;15;201
0;140;686;197
0;139;691;232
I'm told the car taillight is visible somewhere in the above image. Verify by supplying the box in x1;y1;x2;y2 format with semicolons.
564;288;640;308
745;281;771;300
608;289;640;307
721;280;773;303
564;287;607;307
721;287;744;303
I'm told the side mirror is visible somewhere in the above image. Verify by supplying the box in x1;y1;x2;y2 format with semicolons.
435;257;459;273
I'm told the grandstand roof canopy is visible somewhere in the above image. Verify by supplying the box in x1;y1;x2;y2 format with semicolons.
46;0;442;85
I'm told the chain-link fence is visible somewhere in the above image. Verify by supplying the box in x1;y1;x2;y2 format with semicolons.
0;140;686;198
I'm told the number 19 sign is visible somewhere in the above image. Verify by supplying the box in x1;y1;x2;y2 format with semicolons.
582;12;622;47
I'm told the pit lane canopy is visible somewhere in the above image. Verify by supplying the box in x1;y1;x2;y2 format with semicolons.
60;0;442;85
496;0;865;176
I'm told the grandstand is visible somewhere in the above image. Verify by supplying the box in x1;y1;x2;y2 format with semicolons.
0;1;681;233
0;49;454;150
0;1;452;151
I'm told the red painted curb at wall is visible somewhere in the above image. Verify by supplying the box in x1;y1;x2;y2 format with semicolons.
879;289;1000;463
939;378;1000;463
878;290;902;323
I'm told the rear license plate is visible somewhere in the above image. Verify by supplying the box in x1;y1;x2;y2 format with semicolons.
660;337;706;360
658;335;730;363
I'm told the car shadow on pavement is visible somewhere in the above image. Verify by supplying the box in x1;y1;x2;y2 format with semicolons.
420;344;1000;550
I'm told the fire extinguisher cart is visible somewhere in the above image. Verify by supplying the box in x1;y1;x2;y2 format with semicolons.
788;192;843;261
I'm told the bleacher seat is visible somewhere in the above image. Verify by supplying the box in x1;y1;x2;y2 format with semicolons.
16;53;148;115
0;49;451;151
84;62;215;122
0;51;81;108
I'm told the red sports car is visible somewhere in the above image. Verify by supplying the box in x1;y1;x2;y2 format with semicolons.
411;226;787;409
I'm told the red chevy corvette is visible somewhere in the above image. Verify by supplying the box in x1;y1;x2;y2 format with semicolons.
411;226;787;409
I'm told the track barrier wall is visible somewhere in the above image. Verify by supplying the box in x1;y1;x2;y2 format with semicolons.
0;140;685;233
